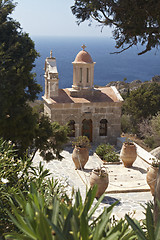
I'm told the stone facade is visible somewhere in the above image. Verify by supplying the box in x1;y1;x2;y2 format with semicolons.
43;46;123;145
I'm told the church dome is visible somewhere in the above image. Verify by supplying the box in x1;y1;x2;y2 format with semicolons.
74;45;93;63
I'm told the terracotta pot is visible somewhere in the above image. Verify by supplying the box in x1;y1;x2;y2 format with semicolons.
120;142;137;167
146;166;158;196
90;168;109;198
72;146;89;169
154;168;160;224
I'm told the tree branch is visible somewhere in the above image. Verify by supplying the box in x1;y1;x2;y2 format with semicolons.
91;14;106;24
91;10;119;27
110;42;135;54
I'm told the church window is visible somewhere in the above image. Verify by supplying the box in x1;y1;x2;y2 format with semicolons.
99;119;108;136
87;68;89;83
68;120;75;137
80;68;82;83
46;80;48;97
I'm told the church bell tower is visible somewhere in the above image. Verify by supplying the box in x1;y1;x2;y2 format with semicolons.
72;45;96;91
44;50;59;99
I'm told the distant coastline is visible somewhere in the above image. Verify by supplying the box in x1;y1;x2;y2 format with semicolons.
106;75;160;95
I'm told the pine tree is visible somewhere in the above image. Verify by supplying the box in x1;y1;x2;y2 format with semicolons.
71;0;160;55
0;0;42;154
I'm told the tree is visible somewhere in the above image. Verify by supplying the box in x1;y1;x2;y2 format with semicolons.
0;1;69;159
122;83;160;133
151;112;160;146
33;115;69;162
0;0;42;154
71;0;160;55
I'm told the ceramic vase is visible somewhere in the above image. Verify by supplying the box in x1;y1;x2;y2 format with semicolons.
72;146;89;170
146;166;158;196
120;142;137;167
90;168;109;198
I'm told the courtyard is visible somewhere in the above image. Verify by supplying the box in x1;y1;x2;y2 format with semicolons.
33;140;153;220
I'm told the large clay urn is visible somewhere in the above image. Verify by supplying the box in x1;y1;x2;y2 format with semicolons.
120;142;137;167
154;166;160;224
146;166;158;196
90;168;109;198
72;147;89;170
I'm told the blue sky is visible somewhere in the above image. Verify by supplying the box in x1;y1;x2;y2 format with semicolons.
12;0;112;37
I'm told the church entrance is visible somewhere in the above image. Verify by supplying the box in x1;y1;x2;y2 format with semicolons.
82;119;92;142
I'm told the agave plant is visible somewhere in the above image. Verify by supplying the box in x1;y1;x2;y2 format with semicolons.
4;184;136;240
125;202;160;240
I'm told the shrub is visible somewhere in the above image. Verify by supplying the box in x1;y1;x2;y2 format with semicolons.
143;136;155;149
95;144;108;159
138;113;160;148
104;151;119;162
96;143;120;162
123;83;160;128
151;112;160;147
121;114;134;133
0;138;66;238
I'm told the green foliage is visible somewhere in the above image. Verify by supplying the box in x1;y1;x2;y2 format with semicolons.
143;137;155;149
104;151;119;163
150;158;160;168
0;138;23;235
151;112;160;146
122;83;160;133
72;135;90;149
29;100;44;115
0;0;42;154
126;202;160;240
71;0;160;55
34;116;69;161
0;138;67;238
139;112;160;148
0;1;69;160
121;114;134;134
96;144;120;162
4;184;135;240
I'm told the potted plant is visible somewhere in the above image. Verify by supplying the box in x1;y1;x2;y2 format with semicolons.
90;166;109;198
72;136;90;170
146;158;160;196
120;140;137;167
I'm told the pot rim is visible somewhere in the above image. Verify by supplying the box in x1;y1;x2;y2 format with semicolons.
149;165;159;170
92;169;108;177
74;146;88;150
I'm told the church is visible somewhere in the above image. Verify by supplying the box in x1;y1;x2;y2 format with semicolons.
43;45;123;144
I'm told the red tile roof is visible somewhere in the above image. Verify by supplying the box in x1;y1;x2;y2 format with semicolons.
50;87;121;104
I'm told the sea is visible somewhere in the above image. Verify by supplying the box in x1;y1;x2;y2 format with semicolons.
32;36;160;99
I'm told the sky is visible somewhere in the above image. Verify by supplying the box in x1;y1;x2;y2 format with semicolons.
12;0;112;38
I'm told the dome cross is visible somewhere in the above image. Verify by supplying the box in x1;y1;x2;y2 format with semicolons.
82;44;86;51
50;50;53;58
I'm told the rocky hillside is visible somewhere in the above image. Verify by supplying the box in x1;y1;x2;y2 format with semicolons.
106;75;160;95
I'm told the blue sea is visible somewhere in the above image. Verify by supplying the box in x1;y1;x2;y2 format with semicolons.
32;36;160;99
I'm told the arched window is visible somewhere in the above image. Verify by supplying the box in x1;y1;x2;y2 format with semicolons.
99;119;108;136
87;68;89;83
82;119;92;142
80;68;82;83
68;120;75;137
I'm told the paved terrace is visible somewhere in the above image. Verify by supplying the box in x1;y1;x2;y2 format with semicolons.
33;141;153;220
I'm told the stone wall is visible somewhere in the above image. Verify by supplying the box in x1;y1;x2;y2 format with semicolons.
44;101;122;145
